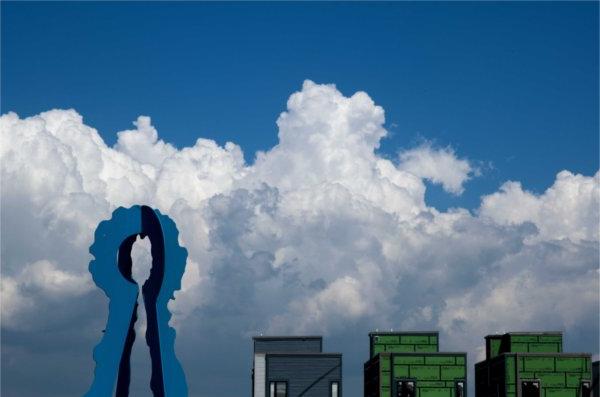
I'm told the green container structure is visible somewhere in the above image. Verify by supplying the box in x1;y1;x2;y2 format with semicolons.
592;361;598;397
364;332;467;397
475;332;593;397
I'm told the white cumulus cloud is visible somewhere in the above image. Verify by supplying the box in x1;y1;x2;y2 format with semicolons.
398;142;476;195
479;170;600;242
1;80;598;397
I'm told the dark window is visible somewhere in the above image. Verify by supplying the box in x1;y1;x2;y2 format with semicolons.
581;381;591;397
396;380;416;397
456;381;465;397
522;381;540;397
331;381;339;397
270;381;287;397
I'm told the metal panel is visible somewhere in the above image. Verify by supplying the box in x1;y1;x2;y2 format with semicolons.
266;354;342;397
254;354;266;397
254;337;323;354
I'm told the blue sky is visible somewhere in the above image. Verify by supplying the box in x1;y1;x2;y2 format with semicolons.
1;3;599;397
3;2;598;210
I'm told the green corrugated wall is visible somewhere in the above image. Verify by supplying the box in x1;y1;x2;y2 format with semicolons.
506;334;563;355
504;355;592;397
376;353;466;397
372;334;439;357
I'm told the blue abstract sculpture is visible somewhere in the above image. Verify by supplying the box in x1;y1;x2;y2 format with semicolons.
85;206;188;397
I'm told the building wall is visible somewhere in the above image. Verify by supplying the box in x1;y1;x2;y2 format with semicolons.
254;353;266;397
476;353;592;397
365;352;467;397
475;355;506;397
486;336;503;360
364;354;382;397
254;337;322;354
484;334;564;365
505;354;592;397
501;334;563;355
592;361;598;397
370;333;439;358
265;354;342;397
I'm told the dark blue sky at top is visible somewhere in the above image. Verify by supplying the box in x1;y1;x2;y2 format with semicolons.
2;2;598;210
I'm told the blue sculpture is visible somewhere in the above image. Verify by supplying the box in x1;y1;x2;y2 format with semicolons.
85;206;188;397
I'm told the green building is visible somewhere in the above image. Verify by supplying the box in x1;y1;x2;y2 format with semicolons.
364;332;467;397
475;332;593;397
593;361;598;397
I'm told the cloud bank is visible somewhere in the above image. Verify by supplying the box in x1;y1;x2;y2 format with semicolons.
1;80;598;396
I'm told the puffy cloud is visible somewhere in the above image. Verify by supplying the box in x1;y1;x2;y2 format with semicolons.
1;81;598;397
251;80;426;217
115;115;176;168
479;170;600;242
438;237;599;362
398;142;476;195
154;139;245;210
268;276;369;334
1;260;92;330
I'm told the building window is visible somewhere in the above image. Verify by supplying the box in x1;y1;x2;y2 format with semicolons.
269;381;287;397
331;381;339;397
521;381;540;397
456;381;465;397
396;380;416;397
581;381;591;397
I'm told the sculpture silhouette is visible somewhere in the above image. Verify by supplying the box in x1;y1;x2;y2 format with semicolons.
85;206;188;397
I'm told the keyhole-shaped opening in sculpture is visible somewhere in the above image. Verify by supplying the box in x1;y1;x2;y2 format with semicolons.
129;235;152;396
